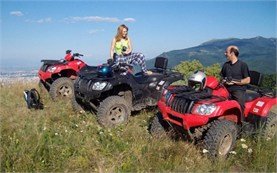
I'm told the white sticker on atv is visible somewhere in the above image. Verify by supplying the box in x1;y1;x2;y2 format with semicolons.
256;101;265;107
158;80;165;86
156;86;160;90
77;61;82;65
253;108;259;113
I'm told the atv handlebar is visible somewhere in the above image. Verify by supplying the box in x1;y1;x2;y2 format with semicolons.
73;53;84;57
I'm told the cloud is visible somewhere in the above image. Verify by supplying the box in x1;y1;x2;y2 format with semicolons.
25;17;52;24
64;16;136;23
89;29;105;35
65;16;120;23
10;11;24;17
123;18;136;22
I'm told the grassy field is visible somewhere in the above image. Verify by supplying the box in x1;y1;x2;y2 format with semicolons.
0;82;276;172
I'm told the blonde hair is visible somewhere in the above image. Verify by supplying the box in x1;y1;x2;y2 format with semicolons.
115;24;128;42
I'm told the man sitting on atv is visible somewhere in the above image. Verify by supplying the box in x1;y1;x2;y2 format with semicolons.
110;24;152;75
221;45;251;120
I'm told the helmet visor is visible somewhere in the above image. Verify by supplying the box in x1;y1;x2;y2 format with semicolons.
188;81;202;91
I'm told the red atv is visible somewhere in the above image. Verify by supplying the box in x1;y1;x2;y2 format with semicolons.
38;50;86;100
150;70;277;158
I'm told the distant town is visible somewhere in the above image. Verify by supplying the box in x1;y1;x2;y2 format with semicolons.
0;70;38;85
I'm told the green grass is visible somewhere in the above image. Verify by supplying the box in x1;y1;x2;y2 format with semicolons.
0;82;276;172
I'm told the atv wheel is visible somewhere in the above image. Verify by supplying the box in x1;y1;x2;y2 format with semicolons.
38;80;48;101
38;80;48;93
71;96;85;114
49;77;74;100
204;120;238;158
150;112;173;138
97;96;130;128
262;111;277;140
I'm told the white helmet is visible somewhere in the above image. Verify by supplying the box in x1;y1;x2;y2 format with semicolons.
188;70;207;91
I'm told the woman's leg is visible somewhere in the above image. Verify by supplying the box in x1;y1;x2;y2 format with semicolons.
115;54;128;64
128;52;147;73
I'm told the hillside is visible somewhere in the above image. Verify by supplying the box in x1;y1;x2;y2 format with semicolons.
147;36;276;74
0;81;276;172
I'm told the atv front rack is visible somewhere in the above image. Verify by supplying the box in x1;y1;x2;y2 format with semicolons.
167;87;213;114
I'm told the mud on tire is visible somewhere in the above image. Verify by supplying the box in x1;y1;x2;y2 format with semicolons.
262;111;277;140
203;120;238;158
49;77;74;100
97;96;130;128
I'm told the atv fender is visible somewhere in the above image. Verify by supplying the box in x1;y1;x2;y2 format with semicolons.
210;100;241;119
247;97;277;117
51;68;77;80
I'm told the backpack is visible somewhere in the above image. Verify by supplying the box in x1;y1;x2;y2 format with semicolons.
23;88;44;109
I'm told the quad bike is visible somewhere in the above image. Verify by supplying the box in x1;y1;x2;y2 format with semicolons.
150;70;277;158
38;50;87;100
72;57;183;128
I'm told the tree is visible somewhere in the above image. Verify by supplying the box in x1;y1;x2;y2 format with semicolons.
205;63;221;79
174;60;222;85
174;60;204;84
261;74;276;90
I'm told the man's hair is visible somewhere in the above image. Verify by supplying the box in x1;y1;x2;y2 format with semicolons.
230;47;239;57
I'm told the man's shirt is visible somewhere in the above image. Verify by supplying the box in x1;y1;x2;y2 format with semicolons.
221;59;250;91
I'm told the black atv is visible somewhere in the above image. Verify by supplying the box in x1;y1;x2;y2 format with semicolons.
72;57;183;127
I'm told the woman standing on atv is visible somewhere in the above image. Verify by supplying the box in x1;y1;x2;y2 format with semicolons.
110;24;152;75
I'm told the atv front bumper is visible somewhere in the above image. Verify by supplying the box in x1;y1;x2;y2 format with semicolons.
74;89;102;101
74;78;113;102
158;100;210;130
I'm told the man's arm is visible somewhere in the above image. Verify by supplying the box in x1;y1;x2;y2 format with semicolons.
232;77;250;85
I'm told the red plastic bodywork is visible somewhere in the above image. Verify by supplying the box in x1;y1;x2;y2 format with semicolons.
64;53;73;61
245;96;277;117
38;59;86;82
158;76;277;130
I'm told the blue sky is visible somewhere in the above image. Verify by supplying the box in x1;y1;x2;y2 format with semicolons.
1;1;276;70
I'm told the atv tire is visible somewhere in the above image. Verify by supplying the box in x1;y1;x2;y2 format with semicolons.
49;77;74;100
71;96;85;114
203;120;238;158
38;80;48;93
97;96;130;128
262;111;277;140
150;112;173;138
38;80;48;101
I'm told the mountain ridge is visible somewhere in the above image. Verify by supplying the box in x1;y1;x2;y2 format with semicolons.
147;36;276;74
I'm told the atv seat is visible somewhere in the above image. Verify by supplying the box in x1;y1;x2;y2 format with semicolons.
133;57;169;83
118;63;133;72
78;65;98;77
245;90;261;102
133;73;164;84
41;59;66;66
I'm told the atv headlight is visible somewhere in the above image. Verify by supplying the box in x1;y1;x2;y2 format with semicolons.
92;82;108;90
47;66;57;73
195;104;217;115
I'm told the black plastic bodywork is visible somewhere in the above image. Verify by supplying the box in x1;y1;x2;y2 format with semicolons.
74;57;183;111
